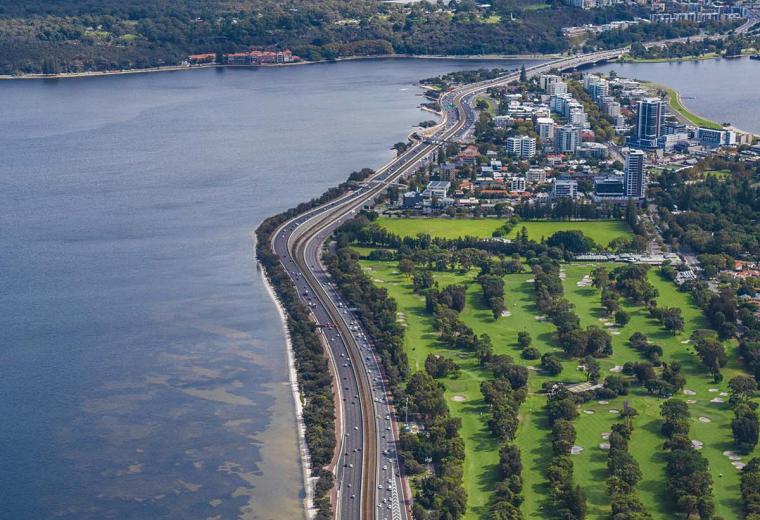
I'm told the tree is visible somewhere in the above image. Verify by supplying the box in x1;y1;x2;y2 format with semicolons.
519;64;527;83
733;403;760;453
592;266;609;290
660;307;685;334
541;353;563;376
517;331;532;350
694;336;727;375
399;258;415;275
730;375;758;404
614;310;630;327
412;270;434;293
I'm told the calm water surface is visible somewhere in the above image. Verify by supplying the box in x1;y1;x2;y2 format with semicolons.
592;56;760;133
0;58;538;519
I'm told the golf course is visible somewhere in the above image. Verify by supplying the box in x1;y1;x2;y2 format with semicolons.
353;219;757;519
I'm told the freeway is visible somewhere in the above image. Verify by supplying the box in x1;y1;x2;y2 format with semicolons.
268;47;628;519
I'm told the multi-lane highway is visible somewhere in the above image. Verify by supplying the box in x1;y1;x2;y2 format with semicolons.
268;47;629;519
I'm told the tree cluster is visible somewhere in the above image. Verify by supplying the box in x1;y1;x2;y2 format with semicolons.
402;371;468;520
606;419;652;520
659;399;716;519
545;387;587;519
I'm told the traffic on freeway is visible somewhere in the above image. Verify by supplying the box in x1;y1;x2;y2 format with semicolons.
267;46;628;519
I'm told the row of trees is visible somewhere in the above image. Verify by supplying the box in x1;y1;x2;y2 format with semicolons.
660;399;716;518
606;418;652;519
477;272;506;319
741;457;760;519
333;234;471;518
545;387;587;519
728;375;760;454
534;262;614;359
402;372;468;519
327;247;410;389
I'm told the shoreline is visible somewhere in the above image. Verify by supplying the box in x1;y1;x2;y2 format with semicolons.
639;80;758;135
258;257;316;519
0;52;554;81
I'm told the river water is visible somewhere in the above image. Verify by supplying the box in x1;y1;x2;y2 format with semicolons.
591;56;760;133
0;58;538;520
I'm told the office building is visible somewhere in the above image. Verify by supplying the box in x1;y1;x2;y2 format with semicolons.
510;177;527;192
552;179;578;199
634;98;665;149
547;81;568;96
423;180;451;200
506;136;537;158
540;74;563;91
592;174;625;201
624;149;647;199
696;127;737;148
555;125;580;153
527;168;547;184
535;117;556;144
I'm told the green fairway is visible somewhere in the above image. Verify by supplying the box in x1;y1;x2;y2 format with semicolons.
506;220;631;247
358;253;757;519
375;217;506;240
375;217;631;247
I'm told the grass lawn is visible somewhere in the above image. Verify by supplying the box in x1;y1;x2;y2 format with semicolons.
476;95;497;115
357;249;756;519
375;217;631;247
643;82;724;130
375;217;506;240
506;220;631;247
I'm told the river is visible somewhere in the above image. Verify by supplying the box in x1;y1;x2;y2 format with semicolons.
0;58;538;520
591;55;760;133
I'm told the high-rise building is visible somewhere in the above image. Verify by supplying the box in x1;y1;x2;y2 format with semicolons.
506;136;537;158
547;81;568;96
535;117;556;144
554;125;580;153
634;98;665;149
624;149;647;199
540;74;563;91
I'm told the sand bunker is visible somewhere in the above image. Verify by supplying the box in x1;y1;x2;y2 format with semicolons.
687;399;697;404
501;310;512;317
683;389;697;396
584;410;595;415
698;416;711;423
692;440;704;450
609;365;623;373
733;461;746;470
599;442;610;450
708;388;719;393
609;409;619;414
681;339;691;344
720;392;729;397
598;400;609;405
451;395;466;402
601;432;610;440
710;397;725;404
570;445;583;455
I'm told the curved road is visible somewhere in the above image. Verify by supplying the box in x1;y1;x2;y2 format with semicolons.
269;46;626;519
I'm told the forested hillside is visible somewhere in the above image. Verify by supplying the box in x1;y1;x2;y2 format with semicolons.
0;0;663;74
